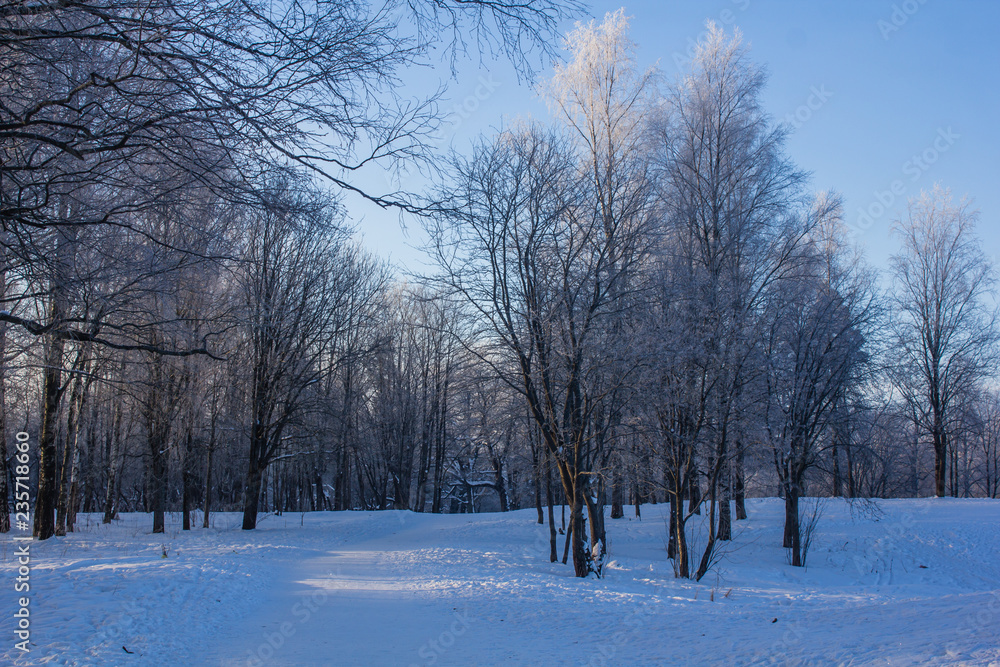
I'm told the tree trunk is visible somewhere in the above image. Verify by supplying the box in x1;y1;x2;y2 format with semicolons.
555;457;590;577
734;447;747;521
933;413;947;498
35;212;76;541
610;466;624;519
202;442;214;529
570;496;588;577
182;423;196;530
102;415;120;524
202;389;217;528
150;430;168;534
584;477;607;573
56;361;85;536
669;490;689;578
63;375;87;534
546;452;557;562
832;443;842;497
688;461;701;515
718;475;732;541
314;469;326;511
533;442;544;524
492;451;509;512
242;463;265;530
34;324;64;540
694;494;717;581
784;484;801;566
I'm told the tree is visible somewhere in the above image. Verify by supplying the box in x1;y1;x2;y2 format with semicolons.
890;186;999;498
541;8;656;551
0;0;583;540
0;0;583;234
762;198;878;566
236;173;376;530
649;22;806;578
430;120;644;576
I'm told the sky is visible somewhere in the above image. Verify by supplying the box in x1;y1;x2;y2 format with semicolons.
344;0;1000;277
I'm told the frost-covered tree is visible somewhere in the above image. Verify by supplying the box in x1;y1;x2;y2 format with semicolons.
540;7;656;565
762;197;879;566
649;22;806;579
890;186;999;498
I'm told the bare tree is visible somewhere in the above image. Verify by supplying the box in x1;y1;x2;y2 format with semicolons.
541;8;656;555
236;173;377;530
430;119;645;576
890;186;999;498
0;0;583;238
762;199;879;566
650;22;806;579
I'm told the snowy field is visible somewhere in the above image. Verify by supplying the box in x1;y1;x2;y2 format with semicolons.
2;499;999;666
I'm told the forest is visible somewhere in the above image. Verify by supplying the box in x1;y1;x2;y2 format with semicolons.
2;0;998;588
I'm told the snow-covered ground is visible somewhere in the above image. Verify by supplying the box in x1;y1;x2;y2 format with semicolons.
2;498;999;666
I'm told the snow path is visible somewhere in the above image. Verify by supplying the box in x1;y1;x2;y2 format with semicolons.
3;499;1000;665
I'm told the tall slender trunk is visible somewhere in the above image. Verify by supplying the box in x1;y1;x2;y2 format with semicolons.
145;367;171;535
182;421;196;530
532;439;544;524
584;476;607;572
610;464;623;519
242;462;265;530
56;359;86;536
554;455;589;577
102;395;123;524
734;446;747;521
717;473;732;541
34;315;64;540
150;430;168;534
695;492;718;581
62;361;88;534
687;458;701;515
415;370;434;513
202;385;218;528
669;490;689;578
545;450;557;562
933;408;947;498
784;483;801;566
148;401;170;534
831;443;842;497
202;440;215;529
36;209;77;540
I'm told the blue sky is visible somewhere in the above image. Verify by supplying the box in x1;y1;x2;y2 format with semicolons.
348;0;1000;275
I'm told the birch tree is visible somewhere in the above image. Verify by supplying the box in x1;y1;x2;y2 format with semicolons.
541;9;656;548
890;186;999;498
762;199;879;566
651;22;806;578
430;122;643;576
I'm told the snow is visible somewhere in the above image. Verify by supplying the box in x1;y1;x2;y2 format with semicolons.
2;499;999;665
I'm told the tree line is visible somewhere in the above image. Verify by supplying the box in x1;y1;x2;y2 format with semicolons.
1;5;997;582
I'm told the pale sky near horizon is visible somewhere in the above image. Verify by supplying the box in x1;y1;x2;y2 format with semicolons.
344;0;1000;279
